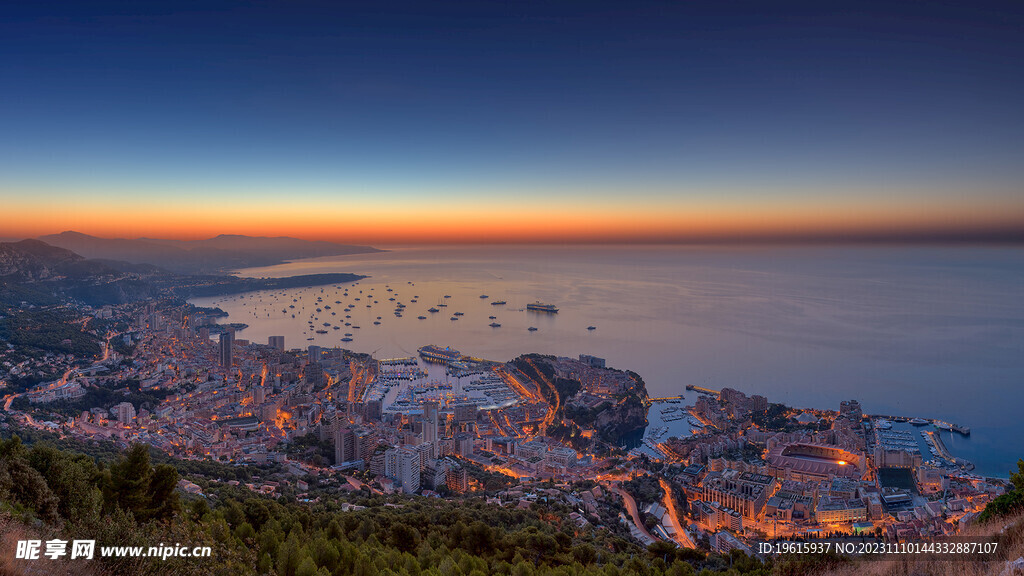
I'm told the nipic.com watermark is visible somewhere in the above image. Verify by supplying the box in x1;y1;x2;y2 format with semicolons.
15;540;212;561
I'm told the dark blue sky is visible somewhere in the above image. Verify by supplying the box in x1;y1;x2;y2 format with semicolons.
2;1;1023;241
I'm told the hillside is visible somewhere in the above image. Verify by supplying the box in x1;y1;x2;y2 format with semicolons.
39;231;381;274
0;239;366;308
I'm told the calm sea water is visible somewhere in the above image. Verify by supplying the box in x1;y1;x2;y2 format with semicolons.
191;245;1024;478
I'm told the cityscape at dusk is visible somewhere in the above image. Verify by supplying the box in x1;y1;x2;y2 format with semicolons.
2;2;1023;576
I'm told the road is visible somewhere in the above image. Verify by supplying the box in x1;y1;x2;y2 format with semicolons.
659;477;696;548
610;482;658;544
2;331;116;413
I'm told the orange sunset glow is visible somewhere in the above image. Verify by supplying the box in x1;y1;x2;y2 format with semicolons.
4;187;1023;244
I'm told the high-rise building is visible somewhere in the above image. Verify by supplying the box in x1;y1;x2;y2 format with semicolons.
385;447;421;494
454;403;477;424
422;401;439;444
455;433;474;457
219;332;233;368
113;402;136;425
335;425;356;464
308;345;322;364
446;465;469;493
268;335;285;351
364;400;382;422
840;400;863;422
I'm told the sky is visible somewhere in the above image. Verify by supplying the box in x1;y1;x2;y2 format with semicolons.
1;0;1023;244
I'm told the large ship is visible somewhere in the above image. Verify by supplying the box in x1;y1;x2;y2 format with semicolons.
418;345;462;364
526;301;558;313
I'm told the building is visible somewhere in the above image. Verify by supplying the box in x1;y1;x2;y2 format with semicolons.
268;336;285;351
816;498;868;524
446;465;469;493
335;425;356;465
219;332;233;368
840;400;863;421
766;442;865;481
455;433;474;457
579;354;606;368
113;402;136;425
546;446;578;467
454;403;477;424
385;447;421;494
701;471;777;521
422;401;439;444
362;400;382;422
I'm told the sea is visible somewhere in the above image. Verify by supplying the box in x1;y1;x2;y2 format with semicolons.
189;244;1024;478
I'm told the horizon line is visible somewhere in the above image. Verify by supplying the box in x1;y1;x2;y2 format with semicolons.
4;228;1024;247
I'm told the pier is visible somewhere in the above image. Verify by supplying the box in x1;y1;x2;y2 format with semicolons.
650;395;685;402
932;419;971;435
684;385;720;397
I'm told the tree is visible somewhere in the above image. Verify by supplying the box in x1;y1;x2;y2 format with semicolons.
105;443;152;517
143;463;180;521
296;555;318;576
390;523;422;553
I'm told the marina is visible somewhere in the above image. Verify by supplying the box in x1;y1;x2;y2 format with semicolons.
192;245;1024;477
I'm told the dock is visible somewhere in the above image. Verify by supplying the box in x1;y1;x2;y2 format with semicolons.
684;385;720;397
932;419;971;435
650;395;685;402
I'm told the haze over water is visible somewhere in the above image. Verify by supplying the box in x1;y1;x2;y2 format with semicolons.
192;245;1024;478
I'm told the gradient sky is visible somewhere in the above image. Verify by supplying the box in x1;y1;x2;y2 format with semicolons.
2;0;1023;243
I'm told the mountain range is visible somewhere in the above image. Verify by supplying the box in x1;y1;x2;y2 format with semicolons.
0;237;367;308
37;231;380;274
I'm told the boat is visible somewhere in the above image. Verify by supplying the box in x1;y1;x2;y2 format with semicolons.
315;330;328;334
306;337;314;341
480;295;489;299
450;317;458;321
454;311;464;316
527;302;558;313
373;321;381;325
418;345;461;364
910;418;929;426
587;326;596;330
875;419;893;430
341;337;353;342
527;326;538;331
489;315;496;319
489;322;501;327
418;316;427;320
428;307;439;313
491;300;506;305
444;295;451;298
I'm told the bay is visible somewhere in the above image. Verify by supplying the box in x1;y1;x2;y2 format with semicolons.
190;244;1024;478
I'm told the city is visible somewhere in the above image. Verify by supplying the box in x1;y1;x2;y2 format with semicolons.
2;295;1013;567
